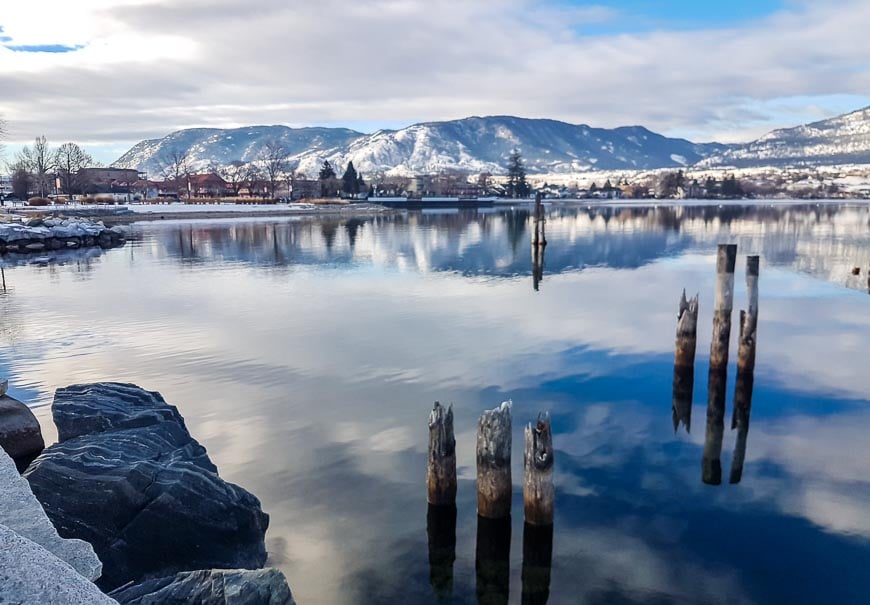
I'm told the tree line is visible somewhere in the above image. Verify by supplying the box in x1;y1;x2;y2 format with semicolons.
5;135;97;200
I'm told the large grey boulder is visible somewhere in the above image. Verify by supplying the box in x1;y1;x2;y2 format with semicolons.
25;383;270;591
0;447;102;580
0;524;116;605
0;393;45;464
109;569;296;605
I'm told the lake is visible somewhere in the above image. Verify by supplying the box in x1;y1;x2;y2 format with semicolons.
2;202;869;604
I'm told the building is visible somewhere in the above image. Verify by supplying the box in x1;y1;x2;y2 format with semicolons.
78;167;142;194
188;173;229;198
291;179;321;200
0;175;12;198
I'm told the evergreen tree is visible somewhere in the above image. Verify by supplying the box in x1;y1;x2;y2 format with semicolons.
356;172;366;193
505;149;530;198
318;160;336;180
341;161;358;196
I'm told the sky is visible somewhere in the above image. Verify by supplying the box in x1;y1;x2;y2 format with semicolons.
1;0;869;164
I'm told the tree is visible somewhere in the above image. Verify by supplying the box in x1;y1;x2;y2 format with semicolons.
219;161;247;196
157;148;191;197
505;149;529;198
0;116;6;159
258;139;290;198
10;159;32;199
17;136;55;197
318;160;336;180
54;142;94;198
356;171;366;194
341;161;358;196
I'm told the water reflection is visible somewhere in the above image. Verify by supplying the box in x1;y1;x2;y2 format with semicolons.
426;505;456;601
131;203;870;292
475;516;511;605
730;372;755;484
521;523;553;605
2;203;870;605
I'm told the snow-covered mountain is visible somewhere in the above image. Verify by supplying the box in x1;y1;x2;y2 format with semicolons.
700;106;870;168
113;126;364;177
113;116;726;177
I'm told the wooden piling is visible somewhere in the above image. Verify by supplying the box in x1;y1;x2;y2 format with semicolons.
729;372;755;484
702;368;727;485
674;290;699;368
737;256;760;374
427;504;456;599
521;522;553;605
672;366;694;433
532;193;547;248
523;413;554;526
710;244;737;371
477;401;512;519
672;290;699;433
427;402;457;506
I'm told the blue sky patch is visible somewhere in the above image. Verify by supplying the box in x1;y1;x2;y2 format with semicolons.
563;0;787;34
3;43;85;53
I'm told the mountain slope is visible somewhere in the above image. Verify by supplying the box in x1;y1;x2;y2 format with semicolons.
114;126;364;177
113;116;726;177
700;106;870;168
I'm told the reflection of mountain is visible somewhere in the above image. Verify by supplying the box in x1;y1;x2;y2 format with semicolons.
145;204;870;291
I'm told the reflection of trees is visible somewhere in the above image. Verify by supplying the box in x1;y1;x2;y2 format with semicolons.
146;204;870;289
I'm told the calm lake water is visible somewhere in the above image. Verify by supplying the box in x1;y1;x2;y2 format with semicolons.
2;202;870;604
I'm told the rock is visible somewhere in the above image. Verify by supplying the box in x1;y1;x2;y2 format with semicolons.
109;568;296;605
25;218;43;227
0;447;102;580
0;524;116;605
0;394;45;462
26;383;270;591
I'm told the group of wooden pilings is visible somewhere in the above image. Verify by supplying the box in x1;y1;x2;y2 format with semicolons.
672;244;759;485
532;193;547;291
427;401;554;603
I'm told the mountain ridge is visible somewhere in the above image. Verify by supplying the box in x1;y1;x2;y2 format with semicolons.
112;108;870;177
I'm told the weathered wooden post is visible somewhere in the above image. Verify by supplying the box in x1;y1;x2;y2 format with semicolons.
674;290;699;368
477;401;512;519
736;256;760;374
702;367;727;486
532;193;547;248
427;504;456;600
521;522;553;605
710;244;737;371
672;290;699;432
476;516;511;605
729;372;755;484
1;267;6;293
523;413;554;526
428;402;457;506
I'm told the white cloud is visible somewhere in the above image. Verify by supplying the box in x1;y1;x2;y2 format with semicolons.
1;0;869;157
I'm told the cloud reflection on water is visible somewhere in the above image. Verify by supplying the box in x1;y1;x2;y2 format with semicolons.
1;204;869;604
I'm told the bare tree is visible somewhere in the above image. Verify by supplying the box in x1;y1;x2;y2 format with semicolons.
219;160;247;196
17;136;56;198
54;142;94;198
258;140;289;198
156;148;192;197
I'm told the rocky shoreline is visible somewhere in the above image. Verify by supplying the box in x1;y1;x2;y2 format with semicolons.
0;381;295;604
0;217;128;255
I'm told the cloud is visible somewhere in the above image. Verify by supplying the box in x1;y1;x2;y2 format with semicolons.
1;0;869;157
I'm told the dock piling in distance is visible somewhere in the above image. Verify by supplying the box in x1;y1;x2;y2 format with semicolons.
427;402;457;506
672;290;699;433
477;401;512;519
